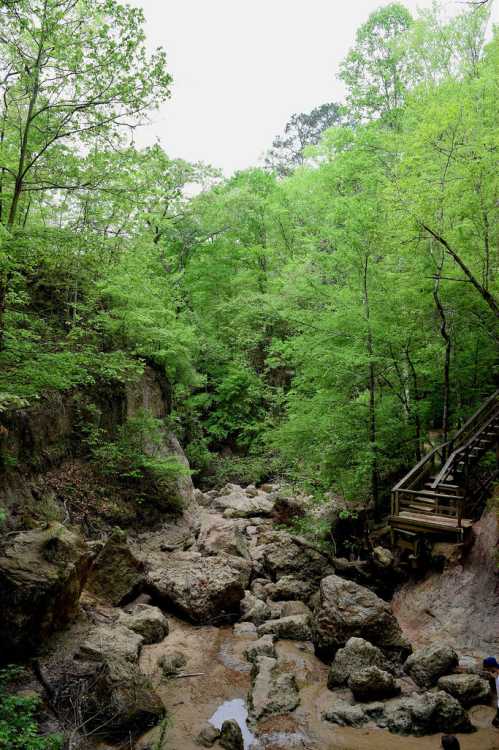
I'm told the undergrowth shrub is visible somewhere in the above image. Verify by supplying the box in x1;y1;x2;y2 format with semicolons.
0;667;62;750
85;409;189;505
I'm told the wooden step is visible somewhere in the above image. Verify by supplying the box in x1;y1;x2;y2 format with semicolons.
425;482;460;491
390;512;473;534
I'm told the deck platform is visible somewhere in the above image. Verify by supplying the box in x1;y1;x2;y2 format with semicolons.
390;511;473;535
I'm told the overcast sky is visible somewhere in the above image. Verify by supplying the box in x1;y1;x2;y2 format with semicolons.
133;0;498;175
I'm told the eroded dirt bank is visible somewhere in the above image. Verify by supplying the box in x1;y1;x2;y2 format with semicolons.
393;511;499;656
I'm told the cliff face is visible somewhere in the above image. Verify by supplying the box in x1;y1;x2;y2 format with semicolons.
0;367;193;532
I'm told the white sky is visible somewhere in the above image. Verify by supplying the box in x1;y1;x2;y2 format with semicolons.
133;0;498;175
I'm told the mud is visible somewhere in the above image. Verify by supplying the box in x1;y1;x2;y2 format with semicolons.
134;615;498;750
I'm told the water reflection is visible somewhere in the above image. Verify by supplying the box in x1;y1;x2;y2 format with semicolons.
209;698;255;749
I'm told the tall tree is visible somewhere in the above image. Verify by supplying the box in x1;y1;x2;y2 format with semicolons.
264;102;343;176
0;0;172;346
339;3;413;124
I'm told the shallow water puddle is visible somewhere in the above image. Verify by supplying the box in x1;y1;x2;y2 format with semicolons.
209;698;255;749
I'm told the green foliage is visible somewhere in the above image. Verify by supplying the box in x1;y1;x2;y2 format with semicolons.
0;0;496;513
0;667;62;750
203;453;278;490
86;409;189;499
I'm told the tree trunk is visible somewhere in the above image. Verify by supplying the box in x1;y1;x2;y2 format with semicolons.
433;259;451;454
362;254;379;512
6;1;47;228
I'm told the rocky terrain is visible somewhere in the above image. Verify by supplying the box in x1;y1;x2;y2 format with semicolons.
1;478;498;750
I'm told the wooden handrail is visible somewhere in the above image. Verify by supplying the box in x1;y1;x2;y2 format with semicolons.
450;390;498;450
431;397;499;489
392;444;447;492
391;390;498;532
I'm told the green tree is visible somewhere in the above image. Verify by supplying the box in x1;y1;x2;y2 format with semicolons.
0;0;172;345
339;3;413;123
264;102;344;176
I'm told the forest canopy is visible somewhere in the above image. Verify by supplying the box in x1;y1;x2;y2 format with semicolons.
0;1;497;508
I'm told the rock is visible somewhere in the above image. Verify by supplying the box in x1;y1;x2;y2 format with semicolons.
240;591;272;625
256;532;332;582
194;489;212;508
279;601;312;618
147;551;251;623
250;656;300;720
245;485;258;498
233;622;257;637
327;637;392;689
0;523;93;658
259;484;275;493
372;546;394;568
437;673;491;707
79;623;143;663
158;651;187;676
404;643;458;689
219;719;243;750
250;578;269;598
214;488;274;518
245;634;276;663
363;701;386;720
263;576;315;603
271;495;306;525
268;602;284;619
126;372;195;508
119;604;168;645
349;666;400;701
83;656;164;738
85;530;144;605
322;699;367;727
312;575;410;660
197;515;250;559
458;656;481;674
195;722;220;747
257;614;312;641
382;690;473;735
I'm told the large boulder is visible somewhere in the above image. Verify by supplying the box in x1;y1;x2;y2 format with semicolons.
197;515;250;559
85;530;144;605
349;666;400;702
118;603;168;645
257;614;312;641
245;634;276;663
279;601;312;618
327;637;391;689
322;699;367;728
382;691;473;735
240;592;272;626
437;673;491;707
312;575;410;660
0;523;93;659
263;575;316;603
214;487;274;518
147;551;251;623
79;623;143;663
82;655;164;738
404;643;458;689
74;619;163;738
249;656;299;720
254;532;332;583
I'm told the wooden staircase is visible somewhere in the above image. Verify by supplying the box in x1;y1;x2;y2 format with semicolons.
390;390;499;545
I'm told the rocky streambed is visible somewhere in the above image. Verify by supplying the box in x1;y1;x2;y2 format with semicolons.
1;481;498;750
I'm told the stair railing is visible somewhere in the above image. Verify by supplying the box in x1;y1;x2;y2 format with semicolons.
431;391;499;490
